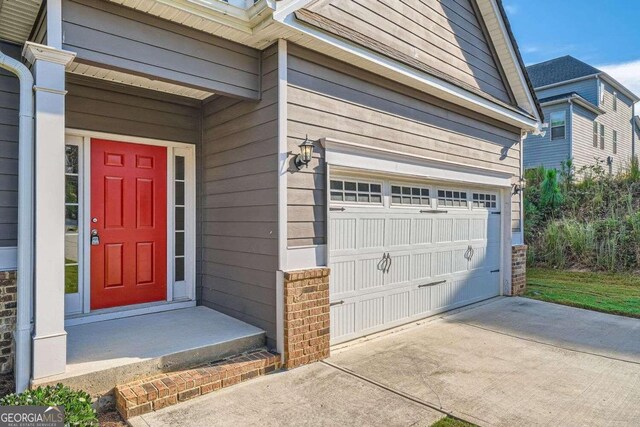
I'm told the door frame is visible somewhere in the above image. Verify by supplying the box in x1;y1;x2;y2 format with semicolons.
64;129;196;324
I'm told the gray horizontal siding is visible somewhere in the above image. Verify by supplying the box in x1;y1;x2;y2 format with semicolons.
287;44;522;246
523;104;571;171
571;104;599;170
596;80;635;173
199;44;279;345
0;42;20;247
66;76;201;144
537;77;598;106
306;0;511;103
62;0;261;99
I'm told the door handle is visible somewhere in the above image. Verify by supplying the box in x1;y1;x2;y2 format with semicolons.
377;253;388;272
385;253;392;273
90;229;100;246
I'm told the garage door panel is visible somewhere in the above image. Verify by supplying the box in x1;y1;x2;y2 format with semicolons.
329;177;503;345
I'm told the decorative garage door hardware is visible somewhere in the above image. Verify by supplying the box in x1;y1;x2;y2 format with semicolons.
490;269;500;273
491;211;502;215
377;253;392;273
419;209;448;214
418;280;447;288
330;300;344;306
464;245;475;261
330;207;346;211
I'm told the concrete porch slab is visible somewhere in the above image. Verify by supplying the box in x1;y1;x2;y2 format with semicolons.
33;306;266;397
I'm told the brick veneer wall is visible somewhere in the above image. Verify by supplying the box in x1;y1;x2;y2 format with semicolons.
283;268;330;369
0;271;16;374
511;245;527;296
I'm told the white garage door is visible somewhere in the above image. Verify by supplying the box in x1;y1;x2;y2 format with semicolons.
329;176;502;344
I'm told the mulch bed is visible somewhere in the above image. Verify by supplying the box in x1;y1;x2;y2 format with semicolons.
98;410;127;427
0;373;14;398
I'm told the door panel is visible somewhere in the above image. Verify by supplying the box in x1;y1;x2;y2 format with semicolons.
91;139;167;310
329;179;502;344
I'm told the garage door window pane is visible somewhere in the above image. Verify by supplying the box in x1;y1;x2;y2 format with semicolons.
330;180;382;205
438;189;467;208
391;185;430;206
472;193;498;209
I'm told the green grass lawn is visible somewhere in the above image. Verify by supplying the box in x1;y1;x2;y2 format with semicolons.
526;268;640;318
430;417;477;427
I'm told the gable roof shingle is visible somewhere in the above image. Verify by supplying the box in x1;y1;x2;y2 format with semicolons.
526;56;601;88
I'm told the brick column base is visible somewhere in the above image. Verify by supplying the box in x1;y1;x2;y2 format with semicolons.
283;268;330;369
511;245;527;296
0;271;16;374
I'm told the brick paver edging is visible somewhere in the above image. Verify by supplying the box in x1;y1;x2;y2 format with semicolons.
115;350;281;419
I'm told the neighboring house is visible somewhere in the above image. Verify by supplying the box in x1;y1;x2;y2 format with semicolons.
0;0;541;415
524;56;640;174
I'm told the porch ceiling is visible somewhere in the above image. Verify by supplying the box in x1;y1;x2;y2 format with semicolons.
0;0;42;44
67;62;215;100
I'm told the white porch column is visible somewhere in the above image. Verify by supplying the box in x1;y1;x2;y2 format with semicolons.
23;43;76;379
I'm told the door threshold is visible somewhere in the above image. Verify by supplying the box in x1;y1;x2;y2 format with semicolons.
65;299;196;327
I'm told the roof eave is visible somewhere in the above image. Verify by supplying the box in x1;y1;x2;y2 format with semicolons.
598;73;640;103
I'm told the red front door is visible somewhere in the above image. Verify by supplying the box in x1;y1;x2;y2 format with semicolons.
90;139;167;310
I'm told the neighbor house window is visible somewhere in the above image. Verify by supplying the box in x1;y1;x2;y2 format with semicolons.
391;185;430;205
613;92;618;111
600;82;606;105
330;180;382;204
593;122;598;147
613;130;618;154
65;145;80;295
600;124;605;150
550;111;566;140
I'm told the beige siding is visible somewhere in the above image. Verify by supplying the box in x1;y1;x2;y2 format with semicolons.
287;45;521;246
200;45;279;345
66;77;201;144
62;0;261;99
598;81;635;173
305;0;511;103
571;104;599;170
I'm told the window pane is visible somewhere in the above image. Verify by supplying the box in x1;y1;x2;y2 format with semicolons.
65;206;78;233
175;181;185;206
357;183;369;192
358;194;370;203
330;192;343;201
370;184;381;193
330;180;343;190
344;182;356;191
392;195;401;204
175;257;184;282
551;127;565;140
65;145;79;174
175;156;185;180
65;175;79;204
65;265;79;294
175;206;185;231
175;231;184;256
370;194;382;203
344;193;357;202
65;234;79;263
391;186;401;194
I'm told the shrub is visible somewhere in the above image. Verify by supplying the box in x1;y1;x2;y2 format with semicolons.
0;384;98;427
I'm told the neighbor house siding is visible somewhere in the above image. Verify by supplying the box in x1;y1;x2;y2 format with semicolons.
571;103;599;170
199;44;279;345
597;80;634;173
66;77;201;144
536;77;598;105
0;42;20;248
523;103;571;171
61;0;261;99
286;44;522;245
305;0;511;104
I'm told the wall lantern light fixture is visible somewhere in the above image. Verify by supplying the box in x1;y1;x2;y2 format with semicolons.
294;135;315;170
512;176;526;195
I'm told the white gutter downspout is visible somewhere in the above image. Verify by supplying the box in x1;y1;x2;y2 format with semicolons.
0;48;34;393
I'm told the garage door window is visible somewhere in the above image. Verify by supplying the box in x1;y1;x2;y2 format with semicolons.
437;189;467;207
330;179;382;204
391;185;430;205
472;193;497;209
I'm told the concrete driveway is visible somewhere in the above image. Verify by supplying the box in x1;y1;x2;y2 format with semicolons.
131;298;640;427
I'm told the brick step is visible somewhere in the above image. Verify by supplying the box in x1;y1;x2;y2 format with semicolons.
115;349;281;419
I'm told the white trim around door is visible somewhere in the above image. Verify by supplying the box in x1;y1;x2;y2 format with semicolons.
63;129;197;325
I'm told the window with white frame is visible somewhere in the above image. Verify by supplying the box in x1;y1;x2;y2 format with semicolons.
174;156;186;282
600;124;605;150
600;82;606;105
330;180;382;204
437;189;467;207
613;130;618;154
550;111;566;140
391;185;430;205
64;145;80;296
613;91;617;111
472;192;498;209
593;121;598;147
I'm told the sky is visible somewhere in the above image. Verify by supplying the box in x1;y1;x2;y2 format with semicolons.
504;0;640;98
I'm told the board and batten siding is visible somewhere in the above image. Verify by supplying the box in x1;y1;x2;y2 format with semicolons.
200;44;279;345
536;78;599;106
0;42;20;247
286;44;523;246
61;0;261;99
523;104;572;171
306;0;512;104
66;77;201;144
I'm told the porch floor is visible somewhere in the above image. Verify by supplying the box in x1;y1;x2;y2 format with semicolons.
33;306;266;397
